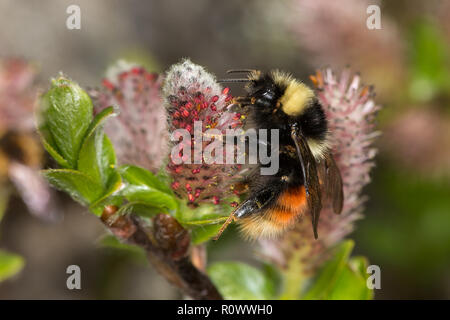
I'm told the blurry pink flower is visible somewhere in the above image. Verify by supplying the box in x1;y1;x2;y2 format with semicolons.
260;68;381;273
90;61;167;173
163;59;243;206
0;58;38;131
8;161;59;221
382;108;450;175
289;0;404;98
0;58;58;221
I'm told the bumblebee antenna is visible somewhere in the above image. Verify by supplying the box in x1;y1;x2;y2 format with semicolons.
226;69;256;74
217;78;251;83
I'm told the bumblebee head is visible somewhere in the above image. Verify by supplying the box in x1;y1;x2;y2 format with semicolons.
238;70;316;117
221;69;329;160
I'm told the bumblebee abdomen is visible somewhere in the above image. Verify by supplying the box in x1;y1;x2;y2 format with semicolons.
238;186;307;239
276;185;307;212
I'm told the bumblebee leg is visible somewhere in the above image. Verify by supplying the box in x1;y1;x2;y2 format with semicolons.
213;213;237;241
234;197;263;218
213;188;277;240
213;197;263;241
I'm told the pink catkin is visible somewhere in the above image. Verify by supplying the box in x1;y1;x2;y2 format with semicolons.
90;62;167;173
163;59;243;206
260;68;381;273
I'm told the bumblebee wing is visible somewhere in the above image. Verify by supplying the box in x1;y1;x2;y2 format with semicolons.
318;153;344;215
291;127;322;239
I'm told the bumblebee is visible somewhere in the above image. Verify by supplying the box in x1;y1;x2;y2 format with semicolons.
215;69;343;240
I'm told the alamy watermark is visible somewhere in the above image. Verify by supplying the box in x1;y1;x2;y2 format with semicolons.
66;264;81;290
170;121;280;175
366;264;381;289
66;5;81;30
366;4;381;30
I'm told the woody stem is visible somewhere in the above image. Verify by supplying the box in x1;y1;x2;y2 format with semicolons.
100;206;223;300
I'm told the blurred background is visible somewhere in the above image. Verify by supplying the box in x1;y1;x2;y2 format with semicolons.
0;0;449;299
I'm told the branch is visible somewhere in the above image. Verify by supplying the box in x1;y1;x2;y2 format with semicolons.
100;206;223;300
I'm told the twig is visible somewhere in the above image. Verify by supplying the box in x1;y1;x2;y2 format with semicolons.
101;206;223;300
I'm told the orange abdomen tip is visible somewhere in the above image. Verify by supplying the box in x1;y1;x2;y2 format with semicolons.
238;185;308;239
276;185;307;213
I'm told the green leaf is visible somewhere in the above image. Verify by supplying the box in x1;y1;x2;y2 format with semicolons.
38;125;71;168
39;76;93;168
120;165;174;196
349;256;373;300
182;213;229;244
302;240;354;300
42;169;104;206
262;263;282;297
78;128;116;187
83;106;115;144
174;200;233;243
116;202;163;218
173;200;232;243
89;170;123;215
326;256;373;300
155;164;175;195
190;224;222;245
301;240;373;300
121;185;177;212
0;250;25;282
176;200;231;224
208;262;275;300
182;216;228;226
119;165;177;212
349;256;369;278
